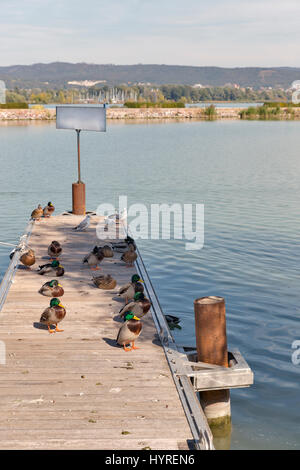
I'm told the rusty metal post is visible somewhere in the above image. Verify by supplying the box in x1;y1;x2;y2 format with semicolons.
72;129;86;215
72;182;86;215
194;296;231;443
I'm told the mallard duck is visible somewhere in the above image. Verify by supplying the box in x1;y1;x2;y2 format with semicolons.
20;248;35;269
43;202;55;217
99;244;114;258
31;204;43;221
83;246;104;270
48;240;62;260
165;314;180;325
37;260;64;276
116;313;142;351
119;292;151;320
92;274;117;290
121;244;137;267
39;297;66;333
38;279;64;297
117;274;144;303
112;236;137;253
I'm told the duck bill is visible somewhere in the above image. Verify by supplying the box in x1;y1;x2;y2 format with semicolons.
133;316;140;321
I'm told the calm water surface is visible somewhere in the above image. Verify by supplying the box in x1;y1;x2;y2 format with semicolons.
0;119;299;449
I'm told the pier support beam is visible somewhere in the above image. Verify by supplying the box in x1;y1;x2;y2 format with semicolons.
194;296;231;445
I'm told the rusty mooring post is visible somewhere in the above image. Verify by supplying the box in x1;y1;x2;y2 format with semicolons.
72;182;86;215
72;129;86;215
194;296;231;441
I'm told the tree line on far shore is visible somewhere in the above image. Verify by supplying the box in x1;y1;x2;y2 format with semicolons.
4;84;292;105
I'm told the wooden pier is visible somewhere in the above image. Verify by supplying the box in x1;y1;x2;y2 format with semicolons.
0;214;207;450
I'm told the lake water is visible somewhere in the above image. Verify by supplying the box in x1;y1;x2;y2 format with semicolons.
0;119;299;449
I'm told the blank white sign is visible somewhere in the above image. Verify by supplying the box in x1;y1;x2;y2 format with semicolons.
56;106;106;131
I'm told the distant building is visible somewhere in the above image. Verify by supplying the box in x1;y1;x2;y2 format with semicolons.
68;80;106;87
192;83;203;88
224;83;240;89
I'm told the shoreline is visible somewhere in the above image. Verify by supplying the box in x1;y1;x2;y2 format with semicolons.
0;107;299;121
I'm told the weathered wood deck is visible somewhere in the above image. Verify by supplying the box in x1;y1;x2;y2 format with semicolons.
0;214;193;450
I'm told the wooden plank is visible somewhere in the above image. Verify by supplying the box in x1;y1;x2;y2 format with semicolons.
0;214;193;450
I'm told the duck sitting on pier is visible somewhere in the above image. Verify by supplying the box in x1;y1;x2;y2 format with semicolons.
116;312;142;351
40;297;66;333
43;202;55;217
31;204;43;221
121;244;137;267
92;274;117;290
117;274;144;303
112;236;136;253
119;292;151;320
38;279;64;297
83;246;104;270
37;260;64;277
20;248;36;269
98;244;114;258
48;240;62;261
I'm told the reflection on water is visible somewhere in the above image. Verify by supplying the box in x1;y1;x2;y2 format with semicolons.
0;120;300;449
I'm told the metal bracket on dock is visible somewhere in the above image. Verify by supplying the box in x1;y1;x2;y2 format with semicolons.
0;220;34;313
177;347;254;392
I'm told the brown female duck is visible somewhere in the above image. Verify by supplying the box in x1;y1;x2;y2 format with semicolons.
92;274;117;290
31;205;43;221
20;249;35;269
121;244;137;267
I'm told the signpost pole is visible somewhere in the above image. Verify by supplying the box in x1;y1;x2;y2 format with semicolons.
76;129;81;183
73;129;85;215
56;105;106;216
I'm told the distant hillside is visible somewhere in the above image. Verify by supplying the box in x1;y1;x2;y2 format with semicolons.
1;62;300;89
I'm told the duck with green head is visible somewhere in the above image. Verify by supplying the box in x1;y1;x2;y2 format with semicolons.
38;279;64;297
37;260;64;277
117;274;144;303
43;202;55;218
119;292;151;320
116;312;142;351
40;297;66;333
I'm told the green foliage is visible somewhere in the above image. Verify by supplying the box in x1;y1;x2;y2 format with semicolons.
6;91;27;103
0;102;28;109
263;101;300;108
239;105;284;120
124;101;184;108
159;84;290;103
204;104;217;120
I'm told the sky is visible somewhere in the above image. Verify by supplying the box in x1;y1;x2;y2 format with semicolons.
0;0;300;67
